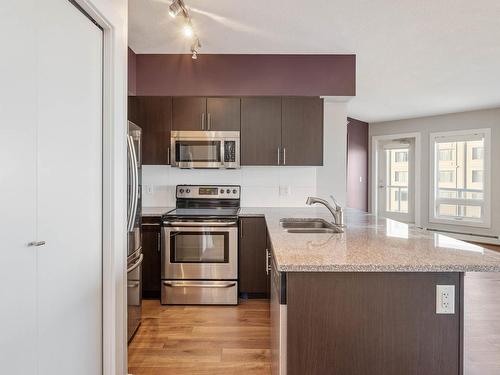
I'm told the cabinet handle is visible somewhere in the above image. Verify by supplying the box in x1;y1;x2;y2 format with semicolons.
157;232;161;253
201;113;205;130
167;147;170;165
277;147;280;165
266;248;270;275
28;241;46;247
207;113;211;130
240;220;243;238
283;147;286;165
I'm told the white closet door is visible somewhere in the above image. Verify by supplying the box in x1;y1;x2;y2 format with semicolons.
0;1;38;374
36;1;103;374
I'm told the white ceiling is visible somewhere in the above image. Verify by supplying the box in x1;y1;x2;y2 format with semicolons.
129;0;500;122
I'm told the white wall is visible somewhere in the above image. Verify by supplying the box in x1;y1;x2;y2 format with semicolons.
142;100;349;208
143;166;317;207
369;107;500;239
77;1;128;375
317;100;348;206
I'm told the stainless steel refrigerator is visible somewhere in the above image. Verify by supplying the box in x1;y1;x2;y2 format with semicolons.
127;121;143;342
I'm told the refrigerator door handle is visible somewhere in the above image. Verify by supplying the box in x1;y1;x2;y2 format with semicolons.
127;135;139;233
127;253;144;273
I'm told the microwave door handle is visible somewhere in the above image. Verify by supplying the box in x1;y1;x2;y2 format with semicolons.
126;136;136;232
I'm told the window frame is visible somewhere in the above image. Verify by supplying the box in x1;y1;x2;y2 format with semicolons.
429;128;491;228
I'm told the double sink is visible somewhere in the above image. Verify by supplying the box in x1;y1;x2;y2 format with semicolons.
280;218;344;234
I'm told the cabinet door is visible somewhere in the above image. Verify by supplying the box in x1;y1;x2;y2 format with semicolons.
239;217;269;296
241;97;282;165
282;97;323;166
132;96;172;165
142;217;162;299
172;97;206;131
206;97;241;131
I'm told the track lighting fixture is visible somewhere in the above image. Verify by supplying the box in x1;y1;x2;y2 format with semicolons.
168;0;202;59
168;0;183;18
183;20;194;38
191;38;201;59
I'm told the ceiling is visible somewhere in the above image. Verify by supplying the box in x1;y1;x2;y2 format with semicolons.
129;0;500;123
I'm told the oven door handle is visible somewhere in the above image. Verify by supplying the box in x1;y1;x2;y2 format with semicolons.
162;281;237;288
165;221;238;227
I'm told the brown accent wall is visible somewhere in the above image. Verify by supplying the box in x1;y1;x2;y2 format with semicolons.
347;117;368;211
135;54;355;96
128;47;137;96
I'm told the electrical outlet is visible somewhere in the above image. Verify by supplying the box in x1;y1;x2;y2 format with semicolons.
436;285;455;314
145;185;154;195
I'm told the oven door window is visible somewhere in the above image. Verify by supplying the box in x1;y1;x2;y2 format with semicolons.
175;141;222;162
170;231;229;263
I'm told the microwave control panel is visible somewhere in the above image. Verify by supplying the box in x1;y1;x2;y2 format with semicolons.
224;141;236;162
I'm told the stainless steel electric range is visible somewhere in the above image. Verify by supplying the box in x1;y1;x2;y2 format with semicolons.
161;185;240;305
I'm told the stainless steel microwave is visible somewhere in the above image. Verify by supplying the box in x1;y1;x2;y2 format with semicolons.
170;131;240;169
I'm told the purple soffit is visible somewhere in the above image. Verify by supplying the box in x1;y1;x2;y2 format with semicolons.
134;54;356;97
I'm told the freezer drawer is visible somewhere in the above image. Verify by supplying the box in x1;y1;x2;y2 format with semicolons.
161;280;238;305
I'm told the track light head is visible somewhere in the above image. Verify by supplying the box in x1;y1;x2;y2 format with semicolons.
168;0;183;18
183;20;194;38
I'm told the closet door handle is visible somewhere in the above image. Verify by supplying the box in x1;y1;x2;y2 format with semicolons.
28;241;46;247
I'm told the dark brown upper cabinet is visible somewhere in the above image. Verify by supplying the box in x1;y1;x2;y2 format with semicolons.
241;97;282;165
241;96;323;166
172;97;240;131
128;96;172;165
239;217;269;297
281;97;323;166
172;97;207;131
206;97;241;131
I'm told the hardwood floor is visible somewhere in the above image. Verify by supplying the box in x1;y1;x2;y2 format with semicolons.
128;299;271;375
129;273;500;375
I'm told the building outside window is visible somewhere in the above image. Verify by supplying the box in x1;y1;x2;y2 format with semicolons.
430;129;491;227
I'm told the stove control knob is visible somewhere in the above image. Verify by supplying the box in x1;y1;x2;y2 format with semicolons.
220;189;224;194
232;189;237;194
226;189;231;194
186;189;190;193
179;189;184;194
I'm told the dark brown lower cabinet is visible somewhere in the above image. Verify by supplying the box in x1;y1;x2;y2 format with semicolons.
284;272;463;375
238;217;270;297
141;216;162;299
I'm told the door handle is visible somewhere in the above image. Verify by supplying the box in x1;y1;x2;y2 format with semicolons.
277;147;280;165
157;232;161;253
167;147;170;164
266;248;270;275
163;281;236;288
28;241;46;247
201;113;205;130
127;253;144;273
127;282;140;288
207;113;211;130
283;147;286;165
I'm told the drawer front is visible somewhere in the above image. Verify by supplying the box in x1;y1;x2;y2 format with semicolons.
161;280;238;305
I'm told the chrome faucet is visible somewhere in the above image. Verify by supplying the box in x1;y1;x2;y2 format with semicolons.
306;195;344;226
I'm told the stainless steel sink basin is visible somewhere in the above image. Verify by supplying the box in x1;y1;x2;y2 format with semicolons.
280;218;344;234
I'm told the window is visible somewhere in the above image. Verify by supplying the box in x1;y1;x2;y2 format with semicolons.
472;147;483;160
394;171;408;183
439;171;454;183
395;151;408;162
472;170;482;183
430;129;490;227
439;149;454;161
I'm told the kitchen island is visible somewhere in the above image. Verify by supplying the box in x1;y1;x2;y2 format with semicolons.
239;207;500;375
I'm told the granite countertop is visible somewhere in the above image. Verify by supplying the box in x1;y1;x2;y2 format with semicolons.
142;206;174;217
240;207;500;273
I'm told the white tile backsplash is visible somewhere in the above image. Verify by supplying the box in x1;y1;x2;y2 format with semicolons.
142;165;318;207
